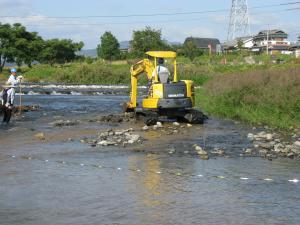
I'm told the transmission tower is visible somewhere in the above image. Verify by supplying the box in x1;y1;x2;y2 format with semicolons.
227;0;251;41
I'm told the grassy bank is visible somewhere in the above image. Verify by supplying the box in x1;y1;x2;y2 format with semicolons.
196;66;300;130
1;54;298;85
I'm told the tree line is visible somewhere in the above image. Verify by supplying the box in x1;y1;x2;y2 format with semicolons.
97;26;203;61
0;22;204;72
0;23;83;72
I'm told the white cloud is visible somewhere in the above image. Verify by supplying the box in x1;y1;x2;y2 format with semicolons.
0;0;33;16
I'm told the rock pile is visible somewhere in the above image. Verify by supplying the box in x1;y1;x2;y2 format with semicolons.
89;113;136;124
194;145;209;160
246;131;300;159
83;128;142;147
50;120;80;127
141;121;193;135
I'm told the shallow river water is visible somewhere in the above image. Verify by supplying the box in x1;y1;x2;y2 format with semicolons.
0;94;299;225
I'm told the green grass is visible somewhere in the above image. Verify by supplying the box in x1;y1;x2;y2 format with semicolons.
1;54;297;86
196;65;300;130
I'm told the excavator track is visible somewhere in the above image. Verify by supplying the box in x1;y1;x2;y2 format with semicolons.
183;109;208;124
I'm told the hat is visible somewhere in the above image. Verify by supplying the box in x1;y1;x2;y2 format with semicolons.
158;58;164;64
10;68;17;73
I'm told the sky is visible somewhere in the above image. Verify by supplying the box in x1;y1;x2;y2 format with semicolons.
0;0;299;49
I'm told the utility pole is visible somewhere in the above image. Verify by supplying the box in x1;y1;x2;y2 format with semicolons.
266;26;270;55
227;0;251;41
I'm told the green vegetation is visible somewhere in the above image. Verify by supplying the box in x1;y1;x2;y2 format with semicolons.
0;23;83;72
130;27;170;57
182;40;204;61
1;22;300;130
196;65;300;130
21;61;132;84
97;31;120;60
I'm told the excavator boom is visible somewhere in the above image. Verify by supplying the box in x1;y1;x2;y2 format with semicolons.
126;59;154;110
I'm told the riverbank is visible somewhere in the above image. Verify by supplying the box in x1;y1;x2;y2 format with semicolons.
196;65;300;131
1;54;298;85
1;55;299;132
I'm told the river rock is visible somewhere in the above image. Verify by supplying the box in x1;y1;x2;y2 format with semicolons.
210;148;225;156
35;132;45;140
266;133;273;140
195;145;209;160
259;149;268;156
287;152;295;159
97;140;117;146
273;143;285;153
247;133;254;141
293;141;300;147
99;114;124;123
156;122;163;128
173;122;180;126
142;125;149;131
256;142;274;149
168;147;176;154
187;123;192;128
125;133;140;143
244;148;253;155
51;120;79;127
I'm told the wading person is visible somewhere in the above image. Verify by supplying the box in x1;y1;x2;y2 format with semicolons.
1;68;23;124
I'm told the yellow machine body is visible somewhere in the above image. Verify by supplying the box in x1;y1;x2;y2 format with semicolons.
124;50;206;125
126;51;194;110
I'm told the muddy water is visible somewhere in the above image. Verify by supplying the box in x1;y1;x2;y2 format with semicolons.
0;95;299;225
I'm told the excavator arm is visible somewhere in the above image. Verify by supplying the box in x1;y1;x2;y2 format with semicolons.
125;59;155;110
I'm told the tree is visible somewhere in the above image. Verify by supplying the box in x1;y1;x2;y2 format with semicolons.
183;40;203;61
39;39;84;65
97;31;120;60
130;27;169;57
237;38;243;54
12;23;44;67
0;23;15;72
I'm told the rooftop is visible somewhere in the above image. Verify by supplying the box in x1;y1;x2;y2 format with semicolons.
254;29;288;40
184;37;221;51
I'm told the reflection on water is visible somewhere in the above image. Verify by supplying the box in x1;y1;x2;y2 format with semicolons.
0;95;299;225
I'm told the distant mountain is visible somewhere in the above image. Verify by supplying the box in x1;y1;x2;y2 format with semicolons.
78;40;182;58
120;41;130;50
169;41;182;46
77;49;97;58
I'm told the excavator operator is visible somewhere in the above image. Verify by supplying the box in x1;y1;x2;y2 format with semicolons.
152;58;170;83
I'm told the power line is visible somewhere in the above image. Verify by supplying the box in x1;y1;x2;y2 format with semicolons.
0;1;300;19
13;8;300;28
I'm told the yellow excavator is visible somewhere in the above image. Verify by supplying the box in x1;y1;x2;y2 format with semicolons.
124;51;207;125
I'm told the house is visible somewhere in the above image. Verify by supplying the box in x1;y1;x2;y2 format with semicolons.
252;29;292;55
289;35;300;58
184;37;221;54
222;36;254;52
119;41;131;52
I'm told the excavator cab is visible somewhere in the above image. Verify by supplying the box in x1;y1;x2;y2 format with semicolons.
125;51;207;125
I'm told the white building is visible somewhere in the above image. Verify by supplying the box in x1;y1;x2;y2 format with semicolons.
252;30;292;55
290;35;300;58
223;36;254;51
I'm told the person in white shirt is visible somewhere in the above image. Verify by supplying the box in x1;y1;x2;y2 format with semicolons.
152;58;170;83
1;68;23;124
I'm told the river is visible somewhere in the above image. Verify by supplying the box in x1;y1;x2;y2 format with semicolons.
0;92;299;225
